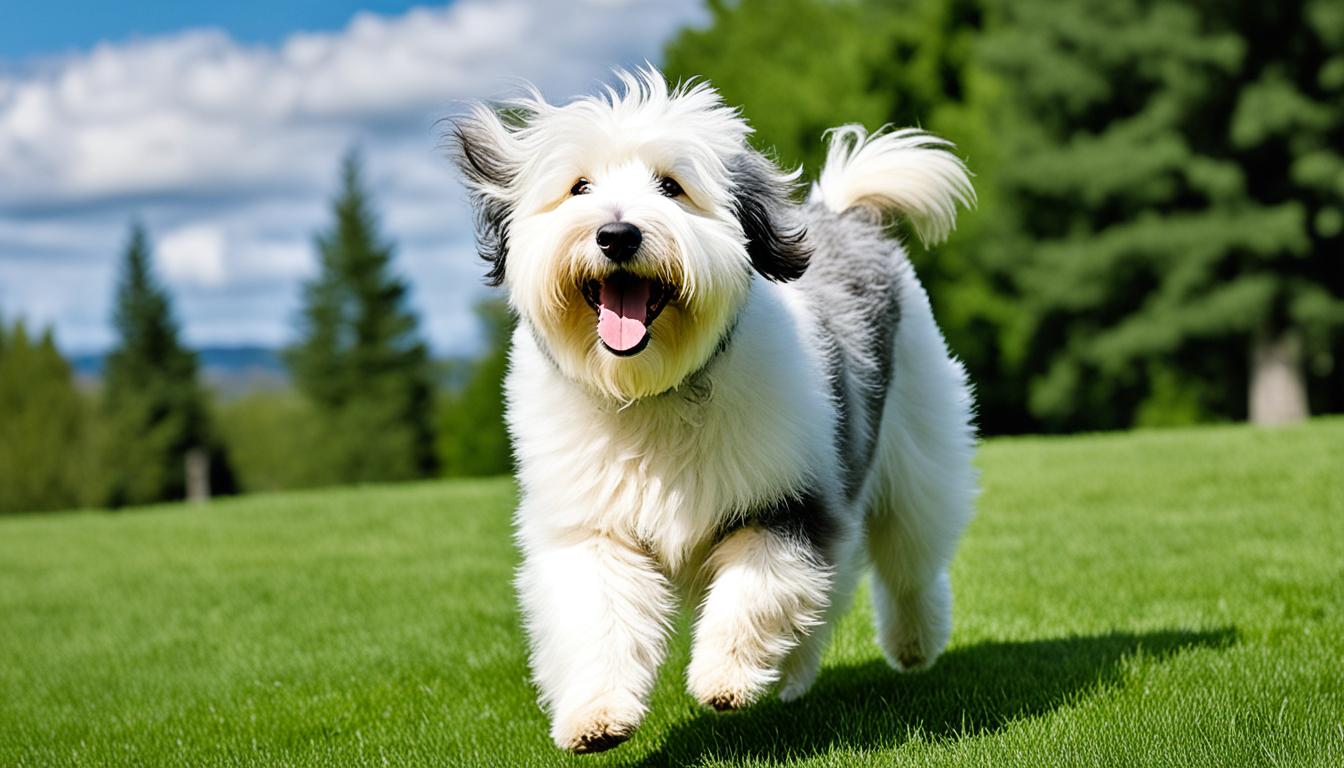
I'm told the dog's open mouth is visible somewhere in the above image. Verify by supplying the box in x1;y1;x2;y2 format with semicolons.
581;272;674;356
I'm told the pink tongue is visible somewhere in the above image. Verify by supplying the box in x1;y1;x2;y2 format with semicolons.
597;276;651;352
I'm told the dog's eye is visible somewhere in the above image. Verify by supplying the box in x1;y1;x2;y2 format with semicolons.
658;176;684;198
570;178;592;196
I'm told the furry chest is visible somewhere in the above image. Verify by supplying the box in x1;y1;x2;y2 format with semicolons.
568;394;823;567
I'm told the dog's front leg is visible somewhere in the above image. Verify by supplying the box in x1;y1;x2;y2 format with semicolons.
687;523;833;711
516;531;672;753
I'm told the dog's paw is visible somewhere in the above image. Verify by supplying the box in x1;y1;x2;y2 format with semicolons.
878;628;943;673
551;694;641;753
890;641;935;672
876;572;952;674
565;725;630;755
687;656;773;712
703;688;752;712
876;601;949;673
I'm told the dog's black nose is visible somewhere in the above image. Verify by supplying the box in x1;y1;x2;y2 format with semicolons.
596;222;642;263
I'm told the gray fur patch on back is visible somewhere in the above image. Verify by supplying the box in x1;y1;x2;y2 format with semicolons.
795;203;903;499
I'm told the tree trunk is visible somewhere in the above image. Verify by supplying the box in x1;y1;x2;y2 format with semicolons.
185;447;211;503
1249;329;1309;426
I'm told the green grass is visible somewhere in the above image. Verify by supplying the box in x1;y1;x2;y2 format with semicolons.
3;420;1343;767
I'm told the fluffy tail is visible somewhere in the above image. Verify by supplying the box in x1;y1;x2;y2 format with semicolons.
812;125;975;246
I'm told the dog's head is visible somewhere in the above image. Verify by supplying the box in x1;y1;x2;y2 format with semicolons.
450;68;809;401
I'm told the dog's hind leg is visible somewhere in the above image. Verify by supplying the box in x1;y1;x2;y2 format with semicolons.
865;513;956;671
864;260;977;672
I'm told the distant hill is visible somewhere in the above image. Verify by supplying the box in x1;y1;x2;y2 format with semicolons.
71;346;289;397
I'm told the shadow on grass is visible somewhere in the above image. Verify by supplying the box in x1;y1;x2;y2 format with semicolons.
635;628;1235;766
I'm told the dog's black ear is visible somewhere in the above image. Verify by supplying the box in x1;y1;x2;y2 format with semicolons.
729;151;811;282
448;106;521;287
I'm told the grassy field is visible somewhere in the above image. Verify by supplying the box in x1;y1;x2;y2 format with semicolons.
2;420;1342;767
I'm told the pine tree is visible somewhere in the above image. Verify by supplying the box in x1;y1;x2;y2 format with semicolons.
0;317;98;513
664;0;1028;431
980;0;1344;428
102;223;231;506
669;0;1344;430
287;150;437;482
436;298;514;477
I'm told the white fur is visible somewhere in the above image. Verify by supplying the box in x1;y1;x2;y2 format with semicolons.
815;125;976;246
467;69;761;402
863;257;978;671
455;68;977;752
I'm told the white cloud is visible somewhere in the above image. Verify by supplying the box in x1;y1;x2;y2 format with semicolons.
159;225;228;288
0;0;706;353
158;223;313;290
0;0;706;206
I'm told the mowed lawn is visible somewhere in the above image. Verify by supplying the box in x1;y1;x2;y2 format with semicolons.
2;421;1342;767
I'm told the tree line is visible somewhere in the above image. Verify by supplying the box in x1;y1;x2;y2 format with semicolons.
664;0;1343;433
3;0;1340;513
0;151;511;514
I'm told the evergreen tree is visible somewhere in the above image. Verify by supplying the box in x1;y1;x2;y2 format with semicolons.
979;0;1344;428
668;0;1344;431
102;223;231;506
287;150;437;482
0;317;98;513
665;0;1030;432
666;0;897;176
436;298;514;477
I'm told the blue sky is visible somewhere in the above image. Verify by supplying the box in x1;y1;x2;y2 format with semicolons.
0;1;705;354
0;1;426;58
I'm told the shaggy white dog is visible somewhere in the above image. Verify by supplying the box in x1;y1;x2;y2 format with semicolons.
451;68;977;753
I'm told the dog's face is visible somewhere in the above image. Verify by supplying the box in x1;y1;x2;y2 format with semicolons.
452;70;809;401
